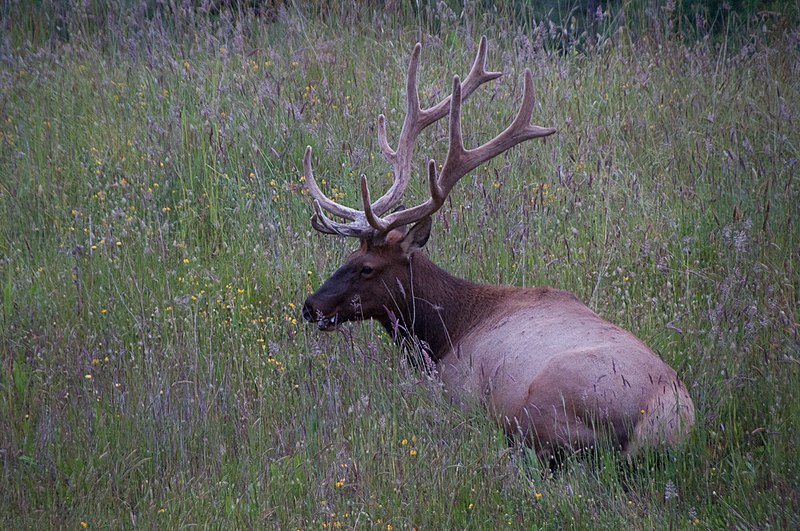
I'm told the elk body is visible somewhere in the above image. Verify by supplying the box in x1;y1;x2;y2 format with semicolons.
301;38;695;457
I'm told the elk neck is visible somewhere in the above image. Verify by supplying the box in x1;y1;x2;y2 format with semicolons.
379;251;503;361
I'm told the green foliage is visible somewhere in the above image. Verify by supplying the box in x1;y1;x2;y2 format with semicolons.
1;0;798;528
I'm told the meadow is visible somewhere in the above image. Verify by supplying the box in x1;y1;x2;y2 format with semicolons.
1;1;798;528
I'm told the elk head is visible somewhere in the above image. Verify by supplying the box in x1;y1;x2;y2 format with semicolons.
301;37;555;334
301;218;432;331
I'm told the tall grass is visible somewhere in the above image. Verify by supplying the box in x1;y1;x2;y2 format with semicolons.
1;1;798;528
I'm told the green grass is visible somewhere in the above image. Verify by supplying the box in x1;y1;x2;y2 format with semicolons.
1;1;798;528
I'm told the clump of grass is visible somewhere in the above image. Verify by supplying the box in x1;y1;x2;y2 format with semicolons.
1;1;798;528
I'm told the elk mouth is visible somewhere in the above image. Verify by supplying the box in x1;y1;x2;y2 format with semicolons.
316;314;338;332
303;301;341;332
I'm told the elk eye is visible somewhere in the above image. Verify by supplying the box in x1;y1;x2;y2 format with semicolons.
360;265;374;277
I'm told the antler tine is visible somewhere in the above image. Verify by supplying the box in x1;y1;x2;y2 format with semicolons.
303;147;360;221
310;200;341;235
418;35;502;127
376;114;394;159
448;75;466;164
303;146;376;238
361;175;389;233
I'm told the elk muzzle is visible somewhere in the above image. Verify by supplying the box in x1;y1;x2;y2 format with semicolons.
302;296;339;331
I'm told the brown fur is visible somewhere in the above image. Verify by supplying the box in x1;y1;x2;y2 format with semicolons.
303;224;695;457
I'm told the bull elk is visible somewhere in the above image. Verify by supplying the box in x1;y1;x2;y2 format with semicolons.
301;37;694;458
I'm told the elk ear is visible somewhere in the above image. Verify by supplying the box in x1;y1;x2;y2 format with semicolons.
400;216;432;255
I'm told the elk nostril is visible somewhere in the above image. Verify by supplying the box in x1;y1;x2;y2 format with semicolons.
302;301;314;322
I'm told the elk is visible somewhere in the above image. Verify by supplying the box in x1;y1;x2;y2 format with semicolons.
301;37;694;458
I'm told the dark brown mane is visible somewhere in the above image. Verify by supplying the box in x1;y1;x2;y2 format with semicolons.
379;251;503;361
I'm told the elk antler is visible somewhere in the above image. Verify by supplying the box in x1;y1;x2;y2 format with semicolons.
303;36;556;238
